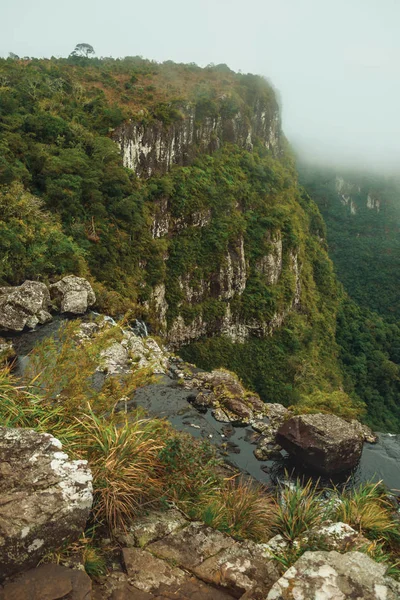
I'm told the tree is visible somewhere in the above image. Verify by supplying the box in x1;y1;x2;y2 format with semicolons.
70;43;95;58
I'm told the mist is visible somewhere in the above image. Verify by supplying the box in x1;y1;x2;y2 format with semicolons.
2;0;400;172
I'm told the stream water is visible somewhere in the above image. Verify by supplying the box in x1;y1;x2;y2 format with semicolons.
7;320;400;495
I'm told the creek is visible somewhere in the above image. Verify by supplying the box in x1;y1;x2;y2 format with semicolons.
7;319;400;496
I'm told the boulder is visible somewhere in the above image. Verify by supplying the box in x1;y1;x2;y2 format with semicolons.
0;564;92;600
0;427;93;579
266;550;400;599
277;413;364;474
0;281;52;332
50;275;96;314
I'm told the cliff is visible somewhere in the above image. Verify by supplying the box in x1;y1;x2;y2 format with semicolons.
0;55;356;419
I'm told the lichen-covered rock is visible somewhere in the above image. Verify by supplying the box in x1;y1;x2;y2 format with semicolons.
0;427;93;579
187;369;264;425
0;281;52;332
298;522;369;553
192;540;280;598
147;522;235;570
266;550;400;600
50;275;96;314
0;564;92;600
122;547;186;593
116;509;188;548
277;413;364;474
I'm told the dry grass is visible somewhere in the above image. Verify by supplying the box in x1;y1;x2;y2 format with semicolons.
199;478;277;542
333;481;398;537
76;409;166;531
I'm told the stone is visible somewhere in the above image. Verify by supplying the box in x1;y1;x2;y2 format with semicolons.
192;540;280;598
122;547;186;593
260;535;290;559
352;420;378;444
266;550;400;600
50;275;96;314
0;564;92;600
0;427;93;579
222;397;254;423
115;509;188;548
0;338;16;365
264;403;290;426
245;395;265;414
0;281;52;332
254;439;282;461
277;413;364;474
147;522;235;570
99;342;131;375
298;522;369;552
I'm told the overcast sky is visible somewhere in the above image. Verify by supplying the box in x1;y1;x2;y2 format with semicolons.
3;0;400;171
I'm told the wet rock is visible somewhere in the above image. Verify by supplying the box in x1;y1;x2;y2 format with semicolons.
352;420;378;444
147;522;235;570
122;547;186;593
0;564;92;600
222;397;254;423
50;275;96;315
266;550;400;600
116;509;188;548
0;427;93;579
212;408;232;423
254;439;282;461
192;540;280;598
0;281;52;332
277;413;364;474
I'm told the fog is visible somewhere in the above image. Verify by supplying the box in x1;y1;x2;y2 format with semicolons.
2;0;400;171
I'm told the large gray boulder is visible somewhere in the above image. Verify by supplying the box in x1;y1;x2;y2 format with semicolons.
50;275;96;314
277;413;364;474
0;427;93;580
0;281;52;332
267;550;400;599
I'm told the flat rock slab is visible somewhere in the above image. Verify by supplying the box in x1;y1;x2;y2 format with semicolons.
147;522;235;569
122;547;186;593
266;550;400;600
192;540;280;598
0;564;91;600
116;509;188;548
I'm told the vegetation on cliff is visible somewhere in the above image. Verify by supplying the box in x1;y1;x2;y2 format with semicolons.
1;54;400;431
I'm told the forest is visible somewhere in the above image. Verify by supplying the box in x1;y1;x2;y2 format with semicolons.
1;54;400;432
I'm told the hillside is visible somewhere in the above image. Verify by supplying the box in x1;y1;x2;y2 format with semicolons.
298;164;400;320
1;55;400;430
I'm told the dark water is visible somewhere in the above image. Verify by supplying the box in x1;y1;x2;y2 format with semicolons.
130;375;400;495
7;321;400;495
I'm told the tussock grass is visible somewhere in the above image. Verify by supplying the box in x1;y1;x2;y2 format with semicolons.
76;409;166;530
273;477;326;541
333;481;397;537
199;478;276;542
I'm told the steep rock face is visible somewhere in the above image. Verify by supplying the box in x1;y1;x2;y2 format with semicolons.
114;101;281;178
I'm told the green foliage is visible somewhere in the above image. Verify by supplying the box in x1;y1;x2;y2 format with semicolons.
0;182;87;284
